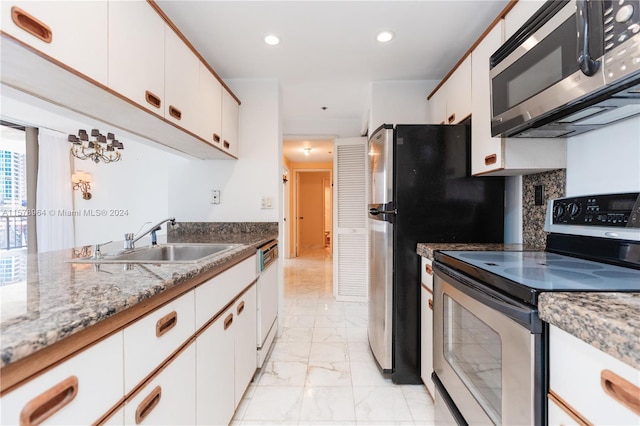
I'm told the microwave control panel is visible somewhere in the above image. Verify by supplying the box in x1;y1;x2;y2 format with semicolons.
552;193;640;227
603;0;640;84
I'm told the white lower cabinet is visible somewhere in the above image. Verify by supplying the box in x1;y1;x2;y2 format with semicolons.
420;257;434;399
196;283;257;424
548;325;640;425
196;304;236;425
123;343;196;425
0;332;124;425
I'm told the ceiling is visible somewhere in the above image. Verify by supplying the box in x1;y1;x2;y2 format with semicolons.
156;1;510;162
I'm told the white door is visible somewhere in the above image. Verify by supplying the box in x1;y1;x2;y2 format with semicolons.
333;137;368;302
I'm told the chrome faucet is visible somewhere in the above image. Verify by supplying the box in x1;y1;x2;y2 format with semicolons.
124;218;176;250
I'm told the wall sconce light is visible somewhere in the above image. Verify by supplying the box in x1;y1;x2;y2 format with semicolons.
68;129;124;163
304;147;311;156
72;171;92;200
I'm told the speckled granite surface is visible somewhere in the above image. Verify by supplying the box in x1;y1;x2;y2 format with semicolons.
522;169;566;248
416;243;540;260
0;223;277;368
539;292;640;370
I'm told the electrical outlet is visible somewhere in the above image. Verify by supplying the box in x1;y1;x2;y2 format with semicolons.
261;196;273;209
534;185;545;206
211;190;221;204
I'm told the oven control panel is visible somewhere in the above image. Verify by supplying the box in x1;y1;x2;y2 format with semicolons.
551;193;640;227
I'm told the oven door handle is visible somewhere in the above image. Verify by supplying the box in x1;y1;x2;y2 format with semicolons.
435;264;541;333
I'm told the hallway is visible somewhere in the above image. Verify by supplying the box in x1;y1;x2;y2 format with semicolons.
233;248;435;425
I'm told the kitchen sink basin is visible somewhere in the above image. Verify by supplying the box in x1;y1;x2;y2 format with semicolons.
71;243;240;264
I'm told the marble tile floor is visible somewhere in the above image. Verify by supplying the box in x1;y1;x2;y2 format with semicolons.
233;248;436;425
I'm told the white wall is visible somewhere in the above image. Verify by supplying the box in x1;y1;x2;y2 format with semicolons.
73;138;175;246
565;117;640;196
168;79;282;222
368;80;438;135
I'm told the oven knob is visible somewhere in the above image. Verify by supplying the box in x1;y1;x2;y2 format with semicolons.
568;202;581;218
616;4;635;23
553;203;566;220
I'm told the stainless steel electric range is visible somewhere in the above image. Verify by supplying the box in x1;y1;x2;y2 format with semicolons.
432;192;640;425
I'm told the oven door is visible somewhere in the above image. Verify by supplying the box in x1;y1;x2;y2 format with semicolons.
433;262;544;425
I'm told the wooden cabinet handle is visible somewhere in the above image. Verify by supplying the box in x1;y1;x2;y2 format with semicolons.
425;263;433;276
20;376;78;425
155;311;177;338
169;106;182;120
145;91;161;109
11;7;52;43
601;369;640;416
428;299;433;310
224;313;233;330
237;301;245;315
448;113;456;124
135;386;161;424
223;140;230;149
485;154;497;166
213;133;221;143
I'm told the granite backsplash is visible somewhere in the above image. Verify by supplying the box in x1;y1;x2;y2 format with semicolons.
522;169;566;248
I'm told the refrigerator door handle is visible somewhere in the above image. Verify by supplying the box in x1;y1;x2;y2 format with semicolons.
369;207;397;216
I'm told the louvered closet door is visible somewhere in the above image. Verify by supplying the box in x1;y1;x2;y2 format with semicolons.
333;137;368;302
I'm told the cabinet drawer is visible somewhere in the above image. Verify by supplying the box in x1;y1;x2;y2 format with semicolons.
421;257;434;292
123;343;196;425
195;254;257;329
123;290;195;391
549;326;640;425
0;332;123;425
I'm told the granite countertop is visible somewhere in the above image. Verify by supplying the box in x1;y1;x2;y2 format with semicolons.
539;292;640;370
416;242;540;260
0;222;278;368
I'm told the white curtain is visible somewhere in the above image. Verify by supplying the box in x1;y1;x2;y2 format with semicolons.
36;128;75;252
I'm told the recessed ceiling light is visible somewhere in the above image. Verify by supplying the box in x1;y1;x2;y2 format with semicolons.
304;148;312;156
264;34;280;46
376;31;394;43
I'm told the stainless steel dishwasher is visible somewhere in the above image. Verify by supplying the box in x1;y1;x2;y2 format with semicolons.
256;240;278;367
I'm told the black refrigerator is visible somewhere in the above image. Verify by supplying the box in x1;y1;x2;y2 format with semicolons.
367;123;505;384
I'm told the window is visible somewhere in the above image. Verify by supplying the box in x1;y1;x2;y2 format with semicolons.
0;123;27;251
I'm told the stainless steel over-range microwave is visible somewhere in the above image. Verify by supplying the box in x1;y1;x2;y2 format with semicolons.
490;0;640;138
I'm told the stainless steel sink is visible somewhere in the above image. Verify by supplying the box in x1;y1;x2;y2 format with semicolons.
71;243;240;264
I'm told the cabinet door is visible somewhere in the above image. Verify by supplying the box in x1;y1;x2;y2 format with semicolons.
234;284;257;407
549;326;640;425
124;343;196;425
123;290;195;392
445;56;472;124
471;22;504;175
108;0;165;115
420;284;434;399
196;305;235;426
0;332;123;425
221;89;240;156
428;88;447;125
1;1;108;84
198;63;223;146
164;29;200;132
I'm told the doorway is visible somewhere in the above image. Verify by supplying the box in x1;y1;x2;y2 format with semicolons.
294;170;332;257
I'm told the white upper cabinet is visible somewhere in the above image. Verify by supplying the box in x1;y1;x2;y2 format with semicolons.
1;1;108;84
471;22;504;175
198;64;223;147
428;56;472;125
221;89;240;157
108;0;165;116
445;56;472;124
164;29;200;133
